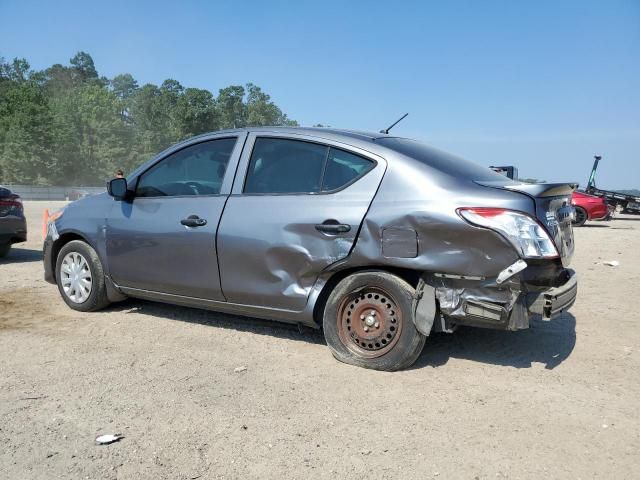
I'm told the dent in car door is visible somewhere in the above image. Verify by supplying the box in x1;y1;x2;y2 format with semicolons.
217;134;386;311
106;135;245;300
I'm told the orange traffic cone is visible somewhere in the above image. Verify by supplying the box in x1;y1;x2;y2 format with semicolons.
42;209;49;240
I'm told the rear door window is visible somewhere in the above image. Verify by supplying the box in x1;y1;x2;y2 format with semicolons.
243;138;374;194
244;138;327;194
136;137;237;197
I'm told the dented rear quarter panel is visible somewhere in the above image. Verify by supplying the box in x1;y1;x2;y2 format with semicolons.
340;146;531;278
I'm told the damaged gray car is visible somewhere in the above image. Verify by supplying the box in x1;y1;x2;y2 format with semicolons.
43;127;577;370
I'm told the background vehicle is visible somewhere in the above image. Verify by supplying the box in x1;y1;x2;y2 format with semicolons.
43;128;578;371
571;190;610;226
585;155;640;214
68;189;90;201
0;186;27;258
489;164;613;227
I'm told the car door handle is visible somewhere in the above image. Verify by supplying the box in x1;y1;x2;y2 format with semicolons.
315;222;351;234
181;215;207;227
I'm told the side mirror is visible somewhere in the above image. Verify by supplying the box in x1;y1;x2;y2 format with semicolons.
107;177;128;200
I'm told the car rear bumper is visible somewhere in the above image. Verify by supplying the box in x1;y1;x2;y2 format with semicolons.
524;269;578;320
0;216;27;244
427;267;578;332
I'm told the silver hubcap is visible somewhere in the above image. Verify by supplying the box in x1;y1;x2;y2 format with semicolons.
60;252;92;303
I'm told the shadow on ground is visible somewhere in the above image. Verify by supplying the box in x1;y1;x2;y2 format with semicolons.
106;299;576;370
106;298;327;345
0;248;42;264
414;313;576;370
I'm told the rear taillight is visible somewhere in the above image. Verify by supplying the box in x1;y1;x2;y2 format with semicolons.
0;199;22;210
457;207;559;259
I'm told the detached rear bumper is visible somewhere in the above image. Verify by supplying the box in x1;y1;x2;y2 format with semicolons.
426;267;578;332
525;269;577;320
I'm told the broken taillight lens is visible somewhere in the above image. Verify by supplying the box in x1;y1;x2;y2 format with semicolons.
457;207;559;259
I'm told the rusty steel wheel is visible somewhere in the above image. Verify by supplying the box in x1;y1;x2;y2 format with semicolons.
337;287;403;358
323;271;427;371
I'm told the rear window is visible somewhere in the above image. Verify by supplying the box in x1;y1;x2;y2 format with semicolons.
377;137;516;183
322;148;374;191
243;138;374;194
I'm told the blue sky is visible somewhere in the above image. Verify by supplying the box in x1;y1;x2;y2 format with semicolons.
2;0;639;188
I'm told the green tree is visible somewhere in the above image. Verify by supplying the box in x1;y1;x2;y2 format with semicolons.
175;88;219;137
70;51;99;82
0;58;52;183
217;85;247;128
48;84;131;184
246;83;297;127
111;73;139;100
0;57;31;82
0;51;298;186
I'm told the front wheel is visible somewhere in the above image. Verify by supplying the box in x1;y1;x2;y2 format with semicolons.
55;240;111;312
323;271;426;371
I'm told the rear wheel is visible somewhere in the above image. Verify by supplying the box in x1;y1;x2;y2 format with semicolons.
323;271;426;371
55;240;110;312
0;243;10;258
573;206;588;227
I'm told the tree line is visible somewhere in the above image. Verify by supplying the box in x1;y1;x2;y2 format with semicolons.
0;52;297;186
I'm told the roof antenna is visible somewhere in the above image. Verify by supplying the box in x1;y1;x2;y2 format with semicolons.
380;113;408;134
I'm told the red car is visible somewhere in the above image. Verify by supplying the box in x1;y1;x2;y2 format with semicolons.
571;190;609;226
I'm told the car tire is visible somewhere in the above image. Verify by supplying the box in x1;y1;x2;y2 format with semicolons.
572;206;588;227
55;240;111;312
323;271;426;371
0;243;11;258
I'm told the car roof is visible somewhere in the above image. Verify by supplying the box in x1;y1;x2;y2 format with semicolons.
183;126;395;145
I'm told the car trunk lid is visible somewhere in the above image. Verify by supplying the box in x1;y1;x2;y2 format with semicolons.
476;182;577;267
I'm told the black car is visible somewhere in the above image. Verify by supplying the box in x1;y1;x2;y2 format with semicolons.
0;186;27;257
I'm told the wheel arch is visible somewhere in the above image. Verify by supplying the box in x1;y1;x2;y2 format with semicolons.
312;265;422;324
50;231;95;279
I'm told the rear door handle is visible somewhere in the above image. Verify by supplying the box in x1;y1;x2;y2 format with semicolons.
315;222;351;234
181;215;207;227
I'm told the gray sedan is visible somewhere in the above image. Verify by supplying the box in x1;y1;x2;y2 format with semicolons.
43;127;577;370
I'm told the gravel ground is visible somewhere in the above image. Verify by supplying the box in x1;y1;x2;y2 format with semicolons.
1;201;639;479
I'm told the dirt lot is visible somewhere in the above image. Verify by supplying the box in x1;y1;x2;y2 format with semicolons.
1;201;639;479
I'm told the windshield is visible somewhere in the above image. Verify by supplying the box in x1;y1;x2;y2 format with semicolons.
377;137;517;184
